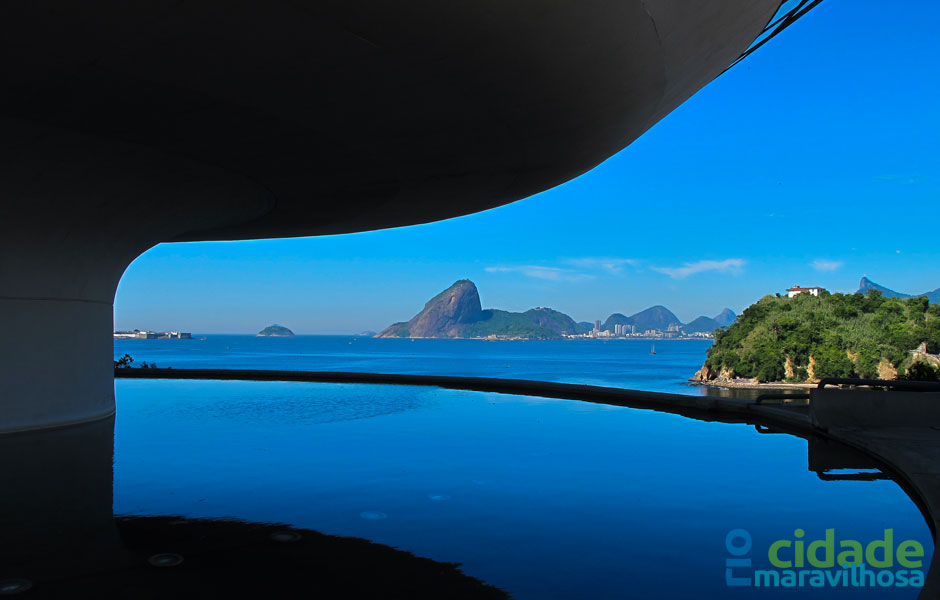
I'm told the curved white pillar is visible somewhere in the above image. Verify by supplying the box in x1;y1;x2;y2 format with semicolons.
0;120;273;432
1;299;116;432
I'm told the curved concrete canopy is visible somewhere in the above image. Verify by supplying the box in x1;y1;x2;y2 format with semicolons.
0;1;780;432
4;1;779;242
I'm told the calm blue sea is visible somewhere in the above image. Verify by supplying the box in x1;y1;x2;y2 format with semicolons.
111;336;933;598
114;335;713;393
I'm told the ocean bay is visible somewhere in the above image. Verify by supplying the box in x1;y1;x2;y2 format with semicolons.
114;335;713;394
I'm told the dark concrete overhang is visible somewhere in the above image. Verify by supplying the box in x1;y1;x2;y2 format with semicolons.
2;1;781;242
2;1;807;433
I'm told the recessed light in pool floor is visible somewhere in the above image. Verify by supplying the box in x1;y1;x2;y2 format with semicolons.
0;580;32;595
270;530;302;542
148;553;184;567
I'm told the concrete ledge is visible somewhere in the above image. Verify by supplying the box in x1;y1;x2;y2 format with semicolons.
113;368;812;429
811;388;940;429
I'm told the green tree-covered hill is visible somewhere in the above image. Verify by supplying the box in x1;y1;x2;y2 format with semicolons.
700;291;940;382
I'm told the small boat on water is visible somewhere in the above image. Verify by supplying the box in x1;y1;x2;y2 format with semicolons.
650;344;656;355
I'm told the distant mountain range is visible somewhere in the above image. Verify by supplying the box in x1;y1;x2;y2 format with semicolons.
601;306;735;334
602;306;679;333
680;308;737;334
857;277;940;303
714;308;737;327
376;280;735;339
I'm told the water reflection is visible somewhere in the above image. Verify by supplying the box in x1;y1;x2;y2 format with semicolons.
0;399;933;598
694;384;813;403
0;418;506;599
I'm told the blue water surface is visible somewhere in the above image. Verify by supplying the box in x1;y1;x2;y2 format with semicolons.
114;378;933;599
115;335;712;392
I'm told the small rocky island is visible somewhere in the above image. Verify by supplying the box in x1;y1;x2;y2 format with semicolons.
257;324;295;337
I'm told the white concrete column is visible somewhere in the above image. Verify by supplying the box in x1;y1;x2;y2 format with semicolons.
1;298;116;432
0;119;274;433
0;219;139;433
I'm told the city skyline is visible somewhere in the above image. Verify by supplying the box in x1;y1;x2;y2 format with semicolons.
115;1;940;334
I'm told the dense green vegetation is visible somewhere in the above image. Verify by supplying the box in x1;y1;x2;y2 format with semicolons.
704;291;940;382
380;322;411;337
459;309;565;340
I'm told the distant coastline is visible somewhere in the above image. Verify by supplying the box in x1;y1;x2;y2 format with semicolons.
114;330;191;340
393;335;715;342
377;279;732;341
691;379;815;390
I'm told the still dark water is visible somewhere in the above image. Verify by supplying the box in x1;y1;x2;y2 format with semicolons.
112;336;933;598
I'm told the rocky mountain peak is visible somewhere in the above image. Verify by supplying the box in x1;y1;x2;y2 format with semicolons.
714;308;737;327
400;279;483;337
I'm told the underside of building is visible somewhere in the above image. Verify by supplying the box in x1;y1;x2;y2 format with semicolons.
1;0;784;432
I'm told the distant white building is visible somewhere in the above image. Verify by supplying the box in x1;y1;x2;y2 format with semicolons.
787;285;826;298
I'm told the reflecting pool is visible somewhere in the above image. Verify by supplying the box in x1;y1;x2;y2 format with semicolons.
109;380;932;599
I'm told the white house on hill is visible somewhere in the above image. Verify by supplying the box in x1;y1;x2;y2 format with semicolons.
787;285;826;298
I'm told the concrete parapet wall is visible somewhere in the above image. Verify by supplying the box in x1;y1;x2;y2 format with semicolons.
811;388;940;429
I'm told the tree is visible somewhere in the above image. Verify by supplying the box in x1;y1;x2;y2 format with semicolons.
702;292;940;383
903;362;940;382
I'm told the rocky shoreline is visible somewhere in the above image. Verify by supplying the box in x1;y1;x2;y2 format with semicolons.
689;379;816;390
690;345;940;390
690;363;816;389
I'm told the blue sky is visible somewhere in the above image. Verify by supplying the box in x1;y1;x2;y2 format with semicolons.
116;1;940;334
